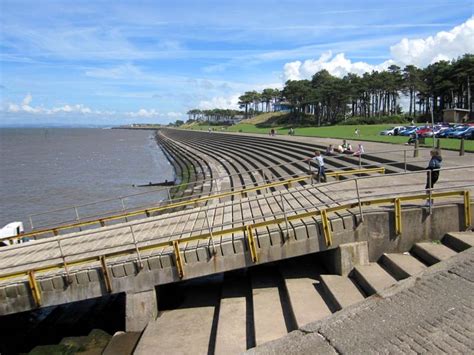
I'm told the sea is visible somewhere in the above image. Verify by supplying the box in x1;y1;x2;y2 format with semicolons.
0;128;174;231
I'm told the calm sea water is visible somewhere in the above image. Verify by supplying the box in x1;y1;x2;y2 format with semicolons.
0;128;174;230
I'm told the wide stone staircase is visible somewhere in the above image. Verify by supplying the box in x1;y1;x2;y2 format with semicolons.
134;230;474;354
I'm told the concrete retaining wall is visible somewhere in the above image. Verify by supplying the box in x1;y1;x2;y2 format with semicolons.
0;202;472;315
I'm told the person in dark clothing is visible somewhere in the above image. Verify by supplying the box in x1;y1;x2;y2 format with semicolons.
425;149;442;206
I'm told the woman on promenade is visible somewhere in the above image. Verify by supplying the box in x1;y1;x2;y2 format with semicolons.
425;149;442;206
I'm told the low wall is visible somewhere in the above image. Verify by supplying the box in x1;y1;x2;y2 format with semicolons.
0;202;471;316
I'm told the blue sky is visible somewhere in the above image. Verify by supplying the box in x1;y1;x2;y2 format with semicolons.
1;0;473;126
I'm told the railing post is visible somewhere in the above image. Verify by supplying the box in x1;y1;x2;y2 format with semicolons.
120;198;126;210
129;226;144;270
308;160;313;184
394;198;402;235
414;139;419;157
464;191;472;229
29;216;34;230
74;207;80;221
28;271;42;308
403;150;407;172
100;256;113;293
57;239;72;284
354;179;364;223
172;241;185;278
321;209;332;246
281;193;290;239
358;154;362;169
460;137;465;156
245;225;258;263
204;211;217;256
167;187;172;201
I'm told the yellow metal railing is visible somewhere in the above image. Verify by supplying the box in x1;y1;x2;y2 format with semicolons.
2;167;385;244
0;188;470;308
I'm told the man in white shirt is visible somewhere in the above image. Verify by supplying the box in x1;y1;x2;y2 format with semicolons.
306;150;326;183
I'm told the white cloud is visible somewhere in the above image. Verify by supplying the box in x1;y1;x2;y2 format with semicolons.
283;51;393;80
390;17;474;67
198;94;240;110
5;94;96;115
22;93;33;106
126;108;160;117
283;17;474;80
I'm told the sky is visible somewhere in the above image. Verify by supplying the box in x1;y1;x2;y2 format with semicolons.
0;0;473;126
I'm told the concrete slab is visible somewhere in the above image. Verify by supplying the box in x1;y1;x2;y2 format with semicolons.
443;231;474;252
411;242;458;265
380;253;427;280
352;263;397;296
214;277;248;354
251;268;288;346
134;285;218;355
102;332;141;355
319;274;365;310
280;267;331;328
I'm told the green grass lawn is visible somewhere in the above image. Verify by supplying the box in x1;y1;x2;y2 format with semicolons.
188;123;474;152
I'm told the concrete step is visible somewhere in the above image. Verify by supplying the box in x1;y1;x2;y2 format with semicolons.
352;263;397;296
319;274;365;311
442;232;474;252
251;267;288;346
411;242;458;266
279;263;331;328
103;332;141;355
134;285;219;355
380;253;427;280
214;277;248;354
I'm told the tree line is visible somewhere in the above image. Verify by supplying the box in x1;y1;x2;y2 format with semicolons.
185;54;473;125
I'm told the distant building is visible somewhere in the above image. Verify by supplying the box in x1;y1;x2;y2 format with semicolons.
273;101;292;112
443;108;470;123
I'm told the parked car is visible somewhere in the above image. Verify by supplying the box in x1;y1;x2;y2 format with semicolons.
431;125;450;137
379;126;406;136
416;126;433;137
436;127;457;138
450;126;474;138
463;127;474;140
399;126;417;136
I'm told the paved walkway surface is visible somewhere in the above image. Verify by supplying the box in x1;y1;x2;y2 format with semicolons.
248;247;474;354
222;130;473;169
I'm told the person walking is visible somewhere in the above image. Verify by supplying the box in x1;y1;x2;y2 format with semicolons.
306;150;326;183
425;149;442;206
354;128;360;137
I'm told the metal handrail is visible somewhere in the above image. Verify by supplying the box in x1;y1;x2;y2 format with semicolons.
4;167;387;242
26;146;428;229
0;185;470;287
12;163;474;245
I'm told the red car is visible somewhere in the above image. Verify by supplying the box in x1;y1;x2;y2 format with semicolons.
416;126;433;137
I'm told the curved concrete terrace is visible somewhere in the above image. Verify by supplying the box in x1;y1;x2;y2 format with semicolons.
0;130;472;319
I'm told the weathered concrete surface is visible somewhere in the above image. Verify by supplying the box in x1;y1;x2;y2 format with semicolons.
103;331;141;355
214;277;248;354
251;267;288;346
321;241;369;276
134;283;219;355
1;202;471;315
380;253;426;280
247;248;474;354
125;289;158;332
319;275;364;310
352;263;397;295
